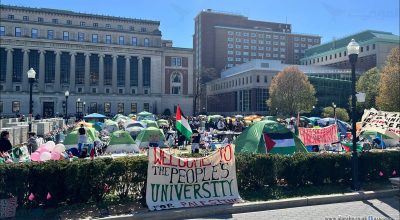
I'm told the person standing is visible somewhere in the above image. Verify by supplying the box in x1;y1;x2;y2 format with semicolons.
0;131;12;153
191;129;200;154
78;124;87;153
27;132;38;154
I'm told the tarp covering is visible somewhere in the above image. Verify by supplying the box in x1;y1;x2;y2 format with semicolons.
136;127;166;148
141;119;159;128
234;120;307;154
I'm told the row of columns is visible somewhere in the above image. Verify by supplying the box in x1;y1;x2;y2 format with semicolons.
4;48;146;94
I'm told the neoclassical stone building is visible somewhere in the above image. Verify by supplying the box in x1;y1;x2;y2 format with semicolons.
0;5;193;117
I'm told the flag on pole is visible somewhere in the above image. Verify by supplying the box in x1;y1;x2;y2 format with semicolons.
176;105;192;140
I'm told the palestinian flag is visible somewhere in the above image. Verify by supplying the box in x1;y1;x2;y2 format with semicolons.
176;105;192;140
263;132;296;154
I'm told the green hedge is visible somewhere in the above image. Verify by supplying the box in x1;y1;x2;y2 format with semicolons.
0;151;399;208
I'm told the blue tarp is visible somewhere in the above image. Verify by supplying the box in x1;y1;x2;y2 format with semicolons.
84;113;107;119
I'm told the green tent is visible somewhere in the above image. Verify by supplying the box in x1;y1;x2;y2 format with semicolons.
137;111;153;117
136;127;166;148
106;130;139;153
157;119;169;127
103;119;119;133
141;119;159;128
207;115;224;122
234;120;307;154
263;116;278;121
63;127;99;149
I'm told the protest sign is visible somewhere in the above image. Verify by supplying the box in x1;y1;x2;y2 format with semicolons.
299;124;339;145
360;109;399;140
146;145;241;211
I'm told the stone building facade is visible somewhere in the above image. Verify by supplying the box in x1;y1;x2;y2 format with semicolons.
0;5;193;117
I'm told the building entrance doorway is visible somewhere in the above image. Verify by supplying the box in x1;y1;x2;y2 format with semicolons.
43;102;54;118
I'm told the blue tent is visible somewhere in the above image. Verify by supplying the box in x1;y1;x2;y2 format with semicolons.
84;113;107;119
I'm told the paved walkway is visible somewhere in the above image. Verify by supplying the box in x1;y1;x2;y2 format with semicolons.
190;197;400;220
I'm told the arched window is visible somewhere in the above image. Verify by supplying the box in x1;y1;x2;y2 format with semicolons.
171;72;182;94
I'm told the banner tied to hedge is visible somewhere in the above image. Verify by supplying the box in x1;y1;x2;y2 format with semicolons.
360;108;400;140
299;124;339;145
146;145;241;211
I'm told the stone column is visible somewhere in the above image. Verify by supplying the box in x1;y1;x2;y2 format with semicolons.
125;55;130;93
38;50;45;92
5;48;13;91
112;54;117;93
98;54;104;93
54;50;61;91
22;49;30;92
69;52;76;92
84;52;90;92
137;56;143;94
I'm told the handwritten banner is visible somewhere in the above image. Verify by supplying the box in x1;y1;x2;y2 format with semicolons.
146;145;241;211
360;109;400;140
299;124;339;145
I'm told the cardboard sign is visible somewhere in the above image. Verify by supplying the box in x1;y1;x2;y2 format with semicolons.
0;197;17;218
146;145;241;211
299;124;339;145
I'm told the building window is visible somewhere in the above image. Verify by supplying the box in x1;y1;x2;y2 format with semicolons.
78;32;85;42
251;46;257;50
227;57;234;61
92;34;98;43
106;88;110;93
63;31;69;41
227;50;233;55
38;17;44;22
235;51;241;55
23;16;29;21
228;44;233;48
243;45;249;49
90;54;99;85
243;39;249;43
118;25;123;30
251;39;257;44
258;46;264;50
235;32;241;36
12;101;20;113
171;72;182;94
129;26;135;31
228;31;234;35
52;18;58;24
227;37;233;42
372;44;375;50
235;38;241;43
141;27;147;32
31;29;38;38
0;101;3;113
104;103;111;113
80;21;85;26
45;51;55;83
144;103;150;112
93;23;98;27
66;20;72;25
144;38;149;47
243;51;249;56
171;57;182;66
117;103;124;113
15;27;21;37
236;45;241;49
360;47;363;52
47;30;54;39
119;36;124;45
265;53;271;57
106;35;111;44
8;15;14;19
90;102;97;113
131;103;137;113
117;56;126;86
235;57;241;61
0;26;5;36
301;37;306;41
106;24;111;28
256;75;260;83
132;37;137;46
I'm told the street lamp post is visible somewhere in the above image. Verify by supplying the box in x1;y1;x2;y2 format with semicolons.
65;91;69;124
332;102;337;120
27;68;36;132
83;101;86;116
347;39;360;191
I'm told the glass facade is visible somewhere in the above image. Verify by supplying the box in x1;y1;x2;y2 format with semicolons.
104;55;112;85
75;53;85;84
117;56;125;86
45;51;55;83
90;54;99;85
255;88;268;112
12;49;23;82
29;50;40;80
143;57;151;87
60;52;70;84
308;76;351;110
0;48;6;81
130;56;138;86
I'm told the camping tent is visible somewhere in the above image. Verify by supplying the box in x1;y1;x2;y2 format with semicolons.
126;126;144;140
105;130;139;153
141;119;159;128
103;120;119;133
263;116;278;121
63;127;99;149
84;113;106;120
135;127;166;148
124;120;146;129
137;111;156;121
157;119;170;127
234;120;307;154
